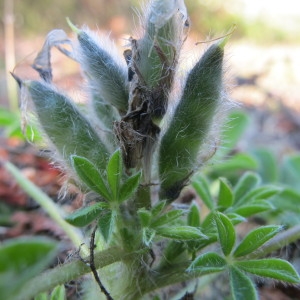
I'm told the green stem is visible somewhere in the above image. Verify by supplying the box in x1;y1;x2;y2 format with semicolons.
4;161;89;256
135;184;151;209
134;262;191;298
15;247;143;300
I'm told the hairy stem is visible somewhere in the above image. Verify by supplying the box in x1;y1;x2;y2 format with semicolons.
4;161;89;255
135;184;151;209
15;247;146;300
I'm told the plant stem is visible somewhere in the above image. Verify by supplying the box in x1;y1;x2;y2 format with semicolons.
15;247;139;300
89;224;114;300
132;262;191;298
135;184;151;209
4;161;89;256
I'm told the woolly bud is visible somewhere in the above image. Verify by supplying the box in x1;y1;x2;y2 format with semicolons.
159;40;226;201
132;0;189;121
23;80;109;171
73;26;129;114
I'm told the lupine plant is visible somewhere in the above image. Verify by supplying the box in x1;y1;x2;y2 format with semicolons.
5;0;300;299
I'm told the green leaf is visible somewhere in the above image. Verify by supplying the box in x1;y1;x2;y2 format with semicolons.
65;203;108;227
34;293;48;300
229;266;258;300
233;172;260;206
151;210;184;228
280;154;300;192
187;252;227;275
187;202;201;227
71;155;111;200
156;226;207;241
151;201;167;216
142;228;156;246
226;213;247;225
214;212;236;256
138;209;152;227
0;237;57;299
98;210;115;242
218;177;233;209
107;149;122;201
50;285;66;300
233;225;282;258
192;176;214;210
236;259;300;283
233;201;274;217
218;111;250;157
235;185;281;207
201;212;217;234
119;171;141;203
271;188;300;213
161;241;186;266
211;153;258;174
252;148;278;183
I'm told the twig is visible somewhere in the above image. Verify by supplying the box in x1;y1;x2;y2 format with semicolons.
89;224;114;300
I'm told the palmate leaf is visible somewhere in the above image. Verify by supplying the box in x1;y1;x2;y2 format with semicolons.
107;149;122;201
235;185;281;208
210;153;257;174
119;171;141;203
50;285;66;300
229;266;258;300
233;172;260;206
233;201;274;217
0;237;57;300
187;202;201;227
214;212;236;256
217;177;233;209
151;210;184;228
98;210;115;242
34;293;48;300
226;213;247;225
138;209;152;227
217;110;250;158
192;176;214;210
235;259;300;284
151;200;167;216
233;225;282;258
156;226;207;241
187;252;227;275
65;203;109;227
252;148;278;183
71;155;111;200
280;154;300;192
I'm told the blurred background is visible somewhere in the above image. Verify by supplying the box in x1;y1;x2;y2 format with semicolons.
1;0;300;109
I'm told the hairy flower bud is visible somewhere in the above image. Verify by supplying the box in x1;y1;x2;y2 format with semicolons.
130;0;189;121
159;41;225;201
24;80;109;171
75;28;129;114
